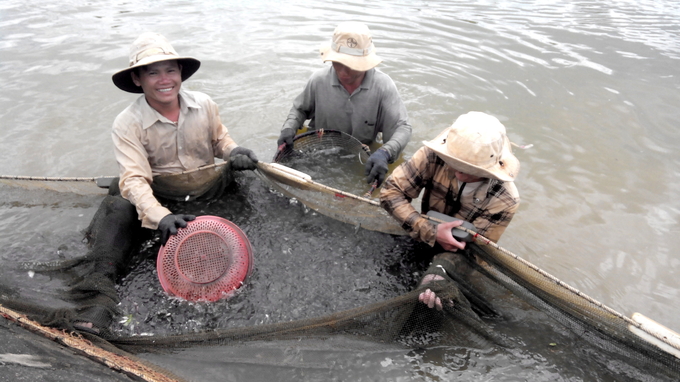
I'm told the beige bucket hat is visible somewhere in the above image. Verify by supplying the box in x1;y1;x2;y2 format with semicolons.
112;32;201;93
423;112;520;182
319;22;383;71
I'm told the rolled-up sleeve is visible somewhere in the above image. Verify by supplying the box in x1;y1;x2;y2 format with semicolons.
282;77;316;132
204;97;237;161
376;75;411;162
380;147;437;245
112;111;170;229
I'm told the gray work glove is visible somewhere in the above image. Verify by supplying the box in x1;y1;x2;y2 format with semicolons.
158;214;196;245
229;147;259;171
277;128;296;148
365;149;390;186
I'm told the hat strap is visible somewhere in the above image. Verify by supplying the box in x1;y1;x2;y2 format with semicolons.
450;182;467;215
331;41;374;57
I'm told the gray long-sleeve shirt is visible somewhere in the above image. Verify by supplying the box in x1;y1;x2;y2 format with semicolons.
282;66;412;161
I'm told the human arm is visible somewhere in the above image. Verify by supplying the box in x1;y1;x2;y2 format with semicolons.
279;76;317;147
374;72;411;161
379;147;439;245
465;180;520;243
198;94;258;170
112;117;172;230
204;95;238;162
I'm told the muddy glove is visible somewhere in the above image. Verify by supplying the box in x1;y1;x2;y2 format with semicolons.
365;148;390;186
277;128;296;148
229;147;259;171
158;214;196;245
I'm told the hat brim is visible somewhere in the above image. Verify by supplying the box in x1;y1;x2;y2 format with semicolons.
112;56;201;93
423;128;520;182
319;44;382;72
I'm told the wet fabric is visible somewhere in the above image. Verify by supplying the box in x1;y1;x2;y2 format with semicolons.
380;146;519;244
112;89;238;229
281;66;411;161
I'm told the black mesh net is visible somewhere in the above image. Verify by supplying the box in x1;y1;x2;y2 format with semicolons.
2;135;680;381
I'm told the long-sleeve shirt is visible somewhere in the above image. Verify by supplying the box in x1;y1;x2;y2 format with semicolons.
282;66;412;162
380;146;520;244
112;89;237;229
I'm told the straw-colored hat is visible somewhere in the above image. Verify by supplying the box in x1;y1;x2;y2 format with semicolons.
112;32;201;93
319;22;382;72
423;112;520;182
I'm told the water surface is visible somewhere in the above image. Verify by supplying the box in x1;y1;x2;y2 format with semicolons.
1;0;680;381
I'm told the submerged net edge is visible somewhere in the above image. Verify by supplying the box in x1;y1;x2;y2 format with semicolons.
469;242;680;377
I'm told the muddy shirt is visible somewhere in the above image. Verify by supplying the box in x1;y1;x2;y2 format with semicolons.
282;66;411;161
380;146;520;244
112;89;237;229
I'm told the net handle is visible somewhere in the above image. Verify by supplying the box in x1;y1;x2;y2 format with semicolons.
256;161;381;206
0;162;230;189
0;303;185;382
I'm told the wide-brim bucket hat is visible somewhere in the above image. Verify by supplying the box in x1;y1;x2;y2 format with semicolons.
112;32;201;93
319;22;382;72
423;112;520;182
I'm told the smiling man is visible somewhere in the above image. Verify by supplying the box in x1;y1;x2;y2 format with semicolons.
65;33;259;335
277;22;412;187
111;32;258;237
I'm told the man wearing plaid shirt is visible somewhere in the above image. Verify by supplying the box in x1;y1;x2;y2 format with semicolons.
380;112;521;310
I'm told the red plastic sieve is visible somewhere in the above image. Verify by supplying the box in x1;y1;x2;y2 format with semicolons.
157;215;253;302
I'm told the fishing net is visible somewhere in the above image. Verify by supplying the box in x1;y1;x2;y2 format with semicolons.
0;176;112;196
151;163;232;202
2;151;680;381
261;129;406;235
466;238;680;377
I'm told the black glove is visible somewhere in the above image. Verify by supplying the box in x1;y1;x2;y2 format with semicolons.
277;128;296;148
365;149;390;186
229;146;259;171
158;214;196;245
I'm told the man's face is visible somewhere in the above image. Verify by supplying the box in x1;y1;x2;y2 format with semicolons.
454;170;485;183
131;60;182;108
332;62;365;87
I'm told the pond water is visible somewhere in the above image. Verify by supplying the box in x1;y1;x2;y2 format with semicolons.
1;0;680;381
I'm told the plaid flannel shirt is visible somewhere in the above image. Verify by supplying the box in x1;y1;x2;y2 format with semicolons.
380;146;520;245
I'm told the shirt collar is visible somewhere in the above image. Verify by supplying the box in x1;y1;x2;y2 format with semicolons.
138;89;201;130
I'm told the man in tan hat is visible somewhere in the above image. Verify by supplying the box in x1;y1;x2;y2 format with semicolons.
277;22;411;186
111;32;258;237
380;111;520;310
68;32;259;335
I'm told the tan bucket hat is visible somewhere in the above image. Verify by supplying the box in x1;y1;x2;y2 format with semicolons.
319;22;382;71
112;32;201;93
423;112;520;182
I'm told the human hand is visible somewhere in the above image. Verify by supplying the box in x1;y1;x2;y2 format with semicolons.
277;128;296;148
435;220;467;252
419;274;445;310
158;213;196;245
230;147;259;171
364;149;390;186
